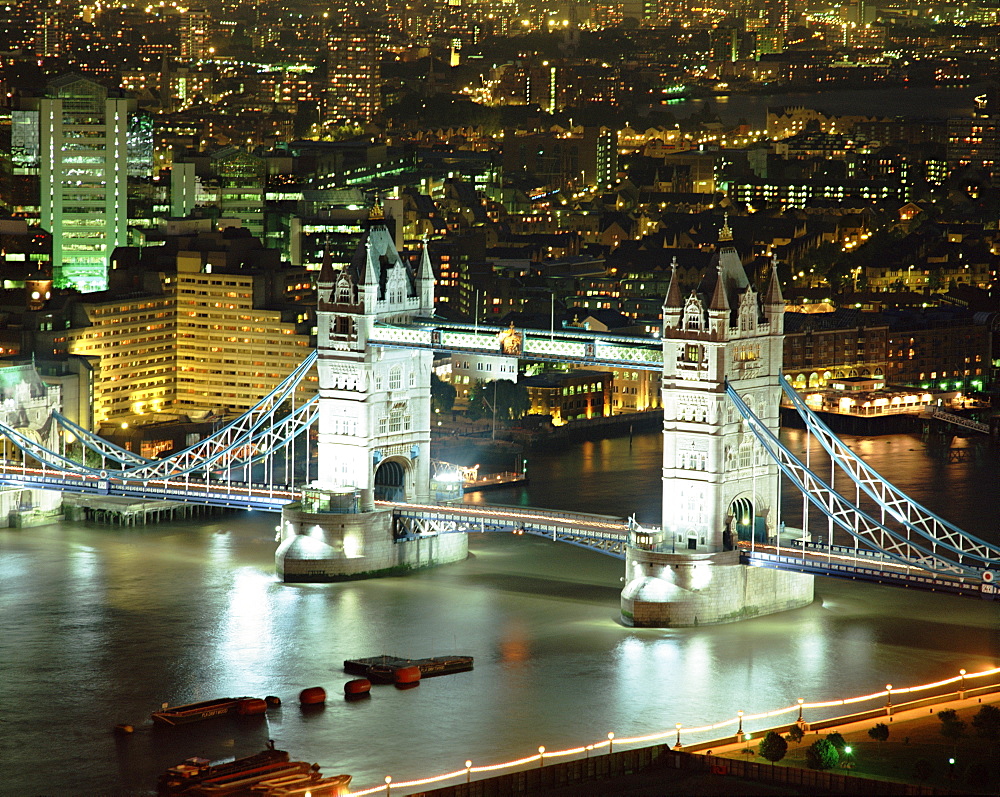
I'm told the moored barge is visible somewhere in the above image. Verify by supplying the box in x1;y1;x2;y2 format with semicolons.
151;696;263;726
158;746;351;796
343;654;473;683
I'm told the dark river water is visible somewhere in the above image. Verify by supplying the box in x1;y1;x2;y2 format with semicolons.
2;428;998;796
679;83;988;128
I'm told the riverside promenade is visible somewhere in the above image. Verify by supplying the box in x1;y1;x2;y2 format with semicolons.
349;670;1000;796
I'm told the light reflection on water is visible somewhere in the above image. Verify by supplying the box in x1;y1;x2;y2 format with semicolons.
0;430;998;795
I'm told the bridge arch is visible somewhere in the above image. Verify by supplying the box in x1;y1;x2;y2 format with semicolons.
374;457;410;502
728;493;764;544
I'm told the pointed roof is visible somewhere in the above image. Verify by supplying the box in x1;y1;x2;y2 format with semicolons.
317;246;335;286
709;264;730;312
664;256;683;308
418;236;434;280
765;257;784;305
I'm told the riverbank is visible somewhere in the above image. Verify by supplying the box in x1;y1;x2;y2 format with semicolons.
406;683;1000;796
709;691;1000;794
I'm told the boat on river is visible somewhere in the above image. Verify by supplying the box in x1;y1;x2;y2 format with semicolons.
158;745;352;796
343;654;473;684
151;696;264;726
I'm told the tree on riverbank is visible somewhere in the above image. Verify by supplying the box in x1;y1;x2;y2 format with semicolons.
806;738;839;770
972;704;1000;740
868;723;890;743
431;374;456;415
758;731;788;765
937;709;966;744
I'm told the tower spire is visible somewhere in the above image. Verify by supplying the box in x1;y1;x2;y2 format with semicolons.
709;262;730;312
664;256;683;308
718;213;732;243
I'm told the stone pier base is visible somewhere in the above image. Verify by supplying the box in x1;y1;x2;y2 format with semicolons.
621;548;814;627
276;503;468;582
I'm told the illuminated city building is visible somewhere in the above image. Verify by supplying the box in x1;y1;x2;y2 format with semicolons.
214;148;266;240
12;75;151;293
178;7;212;63
520;369;612;424
34;225;314;423
326;29;383;125
35;1;71;58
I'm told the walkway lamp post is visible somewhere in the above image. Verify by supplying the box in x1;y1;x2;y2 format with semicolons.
384;775;392;795
538;746;545;767
797;698;805;724
885;684;893;715
959;668;966;699
465;760;472;784
737;709;744;740
607;732;615;754
674;723;683;750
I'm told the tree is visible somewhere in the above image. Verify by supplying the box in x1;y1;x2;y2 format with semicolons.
465;380;488;421
493;379;530;421
758;731;788;765
825;731;847;753
938;709;966;744
431;374;456;416
868;723;890;743
971;704;1000;740
805;738;839;770
467;379;528;425
786;724;804;745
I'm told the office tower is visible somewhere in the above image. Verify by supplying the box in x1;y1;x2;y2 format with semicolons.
179;7;212;62
215;149;267;239
14;75;151;293
35;1;71;58
326;29;383;126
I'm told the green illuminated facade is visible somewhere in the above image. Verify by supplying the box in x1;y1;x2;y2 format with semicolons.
18;75;151;293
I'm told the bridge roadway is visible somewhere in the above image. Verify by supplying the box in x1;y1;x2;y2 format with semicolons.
741;541;997;599
368;318;665;370
0;461;295;511
4;460;993;598
383;500;632;558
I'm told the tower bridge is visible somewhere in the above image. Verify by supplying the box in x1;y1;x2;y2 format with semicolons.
0;218;996;625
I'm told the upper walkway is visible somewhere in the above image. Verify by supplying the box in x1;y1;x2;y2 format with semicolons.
369;318;664;370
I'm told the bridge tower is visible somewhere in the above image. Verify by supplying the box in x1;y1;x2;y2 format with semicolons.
276;217;468;580
621;223;814;626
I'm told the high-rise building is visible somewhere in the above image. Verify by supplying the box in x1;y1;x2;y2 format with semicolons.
326;30;383;126
35;2;71;58
179;7;212;62
33;225;315;422
14;75;152;292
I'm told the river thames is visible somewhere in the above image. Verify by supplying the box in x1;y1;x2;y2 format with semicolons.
1;428;998;795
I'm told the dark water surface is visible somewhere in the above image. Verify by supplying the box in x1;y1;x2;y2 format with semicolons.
2;429;998;796
678;83;989;128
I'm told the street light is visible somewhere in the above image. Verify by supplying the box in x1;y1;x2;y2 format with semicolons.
885;684;893;715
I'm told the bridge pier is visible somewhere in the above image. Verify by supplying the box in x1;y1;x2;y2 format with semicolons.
276;490;468;582
620;546;813;628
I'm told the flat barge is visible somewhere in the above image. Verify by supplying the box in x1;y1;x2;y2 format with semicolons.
343;655;473;683
151;696;264;726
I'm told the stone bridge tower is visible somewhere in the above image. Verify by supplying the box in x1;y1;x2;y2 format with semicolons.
277;218;467;580
621;222;814;626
